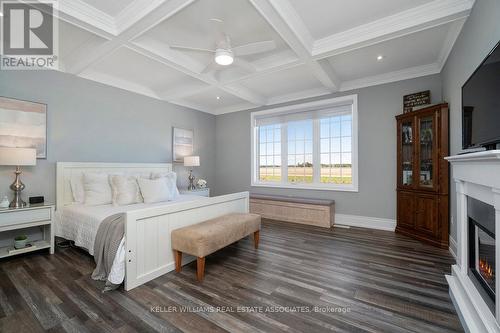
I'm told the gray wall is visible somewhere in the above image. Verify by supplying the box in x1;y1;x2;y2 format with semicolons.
0;70;216;204
442;0;500;247
215;74;442;220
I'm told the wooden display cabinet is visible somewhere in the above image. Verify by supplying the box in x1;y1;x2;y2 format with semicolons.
396;103;449;248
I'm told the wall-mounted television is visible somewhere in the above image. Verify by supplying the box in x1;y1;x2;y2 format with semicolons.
462;41;500;151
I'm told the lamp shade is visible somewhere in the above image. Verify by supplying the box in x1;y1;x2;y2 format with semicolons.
0;147;37;166
183;155;200;167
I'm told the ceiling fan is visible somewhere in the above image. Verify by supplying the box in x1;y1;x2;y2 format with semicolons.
169;19;277;74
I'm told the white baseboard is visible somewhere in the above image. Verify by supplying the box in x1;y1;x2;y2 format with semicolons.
449;236;457;260
335;214;396;231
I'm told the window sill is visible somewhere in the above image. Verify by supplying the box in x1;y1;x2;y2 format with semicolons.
251;182;359;192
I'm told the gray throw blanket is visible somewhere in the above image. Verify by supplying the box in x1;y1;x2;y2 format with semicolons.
91;213;125;292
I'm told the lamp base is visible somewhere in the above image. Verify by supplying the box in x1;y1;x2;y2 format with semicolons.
188;170;196;191
9;192;26;208
9;166;26;208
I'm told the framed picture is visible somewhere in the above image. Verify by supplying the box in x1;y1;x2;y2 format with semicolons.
172;127;193;163
0;96;47;159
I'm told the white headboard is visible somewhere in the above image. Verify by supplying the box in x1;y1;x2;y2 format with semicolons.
56;162;173;209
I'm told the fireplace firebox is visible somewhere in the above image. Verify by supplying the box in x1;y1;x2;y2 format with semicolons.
468;197;496;312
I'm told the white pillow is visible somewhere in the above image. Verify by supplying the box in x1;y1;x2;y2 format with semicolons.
151;172;180;198
137;177;174;204
83;173;113;206
70;174;85;203
109;175;143;206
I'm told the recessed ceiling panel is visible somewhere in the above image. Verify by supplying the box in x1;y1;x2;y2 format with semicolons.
135;0;291;75
59;20;108;61
328;24;451;81
80;0;136;16
289;0;434;39
183;87;251;111
239;65;326;99
82;47;202;94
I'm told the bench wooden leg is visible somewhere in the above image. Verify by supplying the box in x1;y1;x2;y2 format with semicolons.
197;257;205;282
254;230;260;249
174;250;182;272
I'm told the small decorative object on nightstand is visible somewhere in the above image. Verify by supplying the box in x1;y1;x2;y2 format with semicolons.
180;187;210;197
0;196;9;208
0;147;37;208
197;179;207;188
0;203;54;257
184;156;200;191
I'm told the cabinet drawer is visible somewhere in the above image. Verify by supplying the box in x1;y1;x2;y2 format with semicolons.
0;208;52;227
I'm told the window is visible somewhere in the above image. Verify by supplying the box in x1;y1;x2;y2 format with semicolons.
251;95;358;191
258;124;281;182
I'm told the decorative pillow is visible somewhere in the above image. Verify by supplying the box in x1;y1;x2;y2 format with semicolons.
83;173;113;206
137;177;174;204
151;172;180;198
70;174;85;203
109;175;143;206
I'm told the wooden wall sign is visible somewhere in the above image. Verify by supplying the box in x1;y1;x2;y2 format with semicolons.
403;90;430;113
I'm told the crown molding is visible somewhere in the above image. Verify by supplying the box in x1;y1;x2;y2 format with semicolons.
214;102;259;115
169;100;215;114
340;63;441;92
266;87;331;106
312;0;474;59
79;70;160;100
59;0;117;35
437;18;466;71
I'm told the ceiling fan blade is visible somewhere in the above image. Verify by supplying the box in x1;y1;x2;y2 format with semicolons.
233;40;276;56
169;45;215;53
233;58;257;72
201;61;219;74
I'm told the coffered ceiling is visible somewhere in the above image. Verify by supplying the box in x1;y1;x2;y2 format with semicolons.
50;0;473;114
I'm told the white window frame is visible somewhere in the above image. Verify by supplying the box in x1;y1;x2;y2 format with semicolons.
251;94;358;192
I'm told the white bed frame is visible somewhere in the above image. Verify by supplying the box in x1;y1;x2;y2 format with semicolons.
56;162;249;290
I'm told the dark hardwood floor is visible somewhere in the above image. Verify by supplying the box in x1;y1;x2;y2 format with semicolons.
0;220;462;332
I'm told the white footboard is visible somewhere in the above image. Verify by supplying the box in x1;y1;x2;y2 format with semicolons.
124;191;249;290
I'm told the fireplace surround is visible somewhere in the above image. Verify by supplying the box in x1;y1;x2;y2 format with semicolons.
446;150;500;333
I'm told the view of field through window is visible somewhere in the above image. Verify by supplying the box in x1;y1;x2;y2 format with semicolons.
257;113;352;185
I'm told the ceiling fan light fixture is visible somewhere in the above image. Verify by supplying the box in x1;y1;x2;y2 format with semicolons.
215;49;234;66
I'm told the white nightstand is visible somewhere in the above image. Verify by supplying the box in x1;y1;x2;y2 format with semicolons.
180;188;210;197
0;203;55;258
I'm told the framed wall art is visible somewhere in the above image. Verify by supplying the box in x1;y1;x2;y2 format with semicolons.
172;127;193;163
0;96;47;158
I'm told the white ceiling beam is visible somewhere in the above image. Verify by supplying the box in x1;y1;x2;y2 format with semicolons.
312;0;474;60
58;0;117;36
61;0;197;75
128;43;267;105
58;0;267;108
249;0;340;91
222;83;266;106
115;0;168;34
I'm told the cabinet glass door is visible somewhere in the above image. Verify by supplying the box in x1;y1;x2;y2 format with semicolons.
418;115;435;189
401;120;414;187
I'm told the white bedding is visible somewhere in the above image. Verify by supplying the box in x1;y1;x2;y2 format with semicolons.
55;195;202;284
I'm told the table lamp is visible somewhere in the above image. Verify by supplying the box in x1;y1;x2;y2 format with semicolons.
183;156;200;190
0;147;37;208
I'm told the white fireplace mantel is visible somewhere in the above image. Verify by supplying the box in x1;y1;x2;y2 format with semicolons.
445;150;500;333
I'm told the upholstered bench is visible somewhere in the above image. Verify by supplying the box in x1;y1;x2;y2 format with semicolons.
250;194;335;228
171;213;261;281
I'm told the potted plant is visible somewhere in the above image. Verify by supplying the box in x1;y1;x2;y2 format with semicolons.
14;235;28;249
